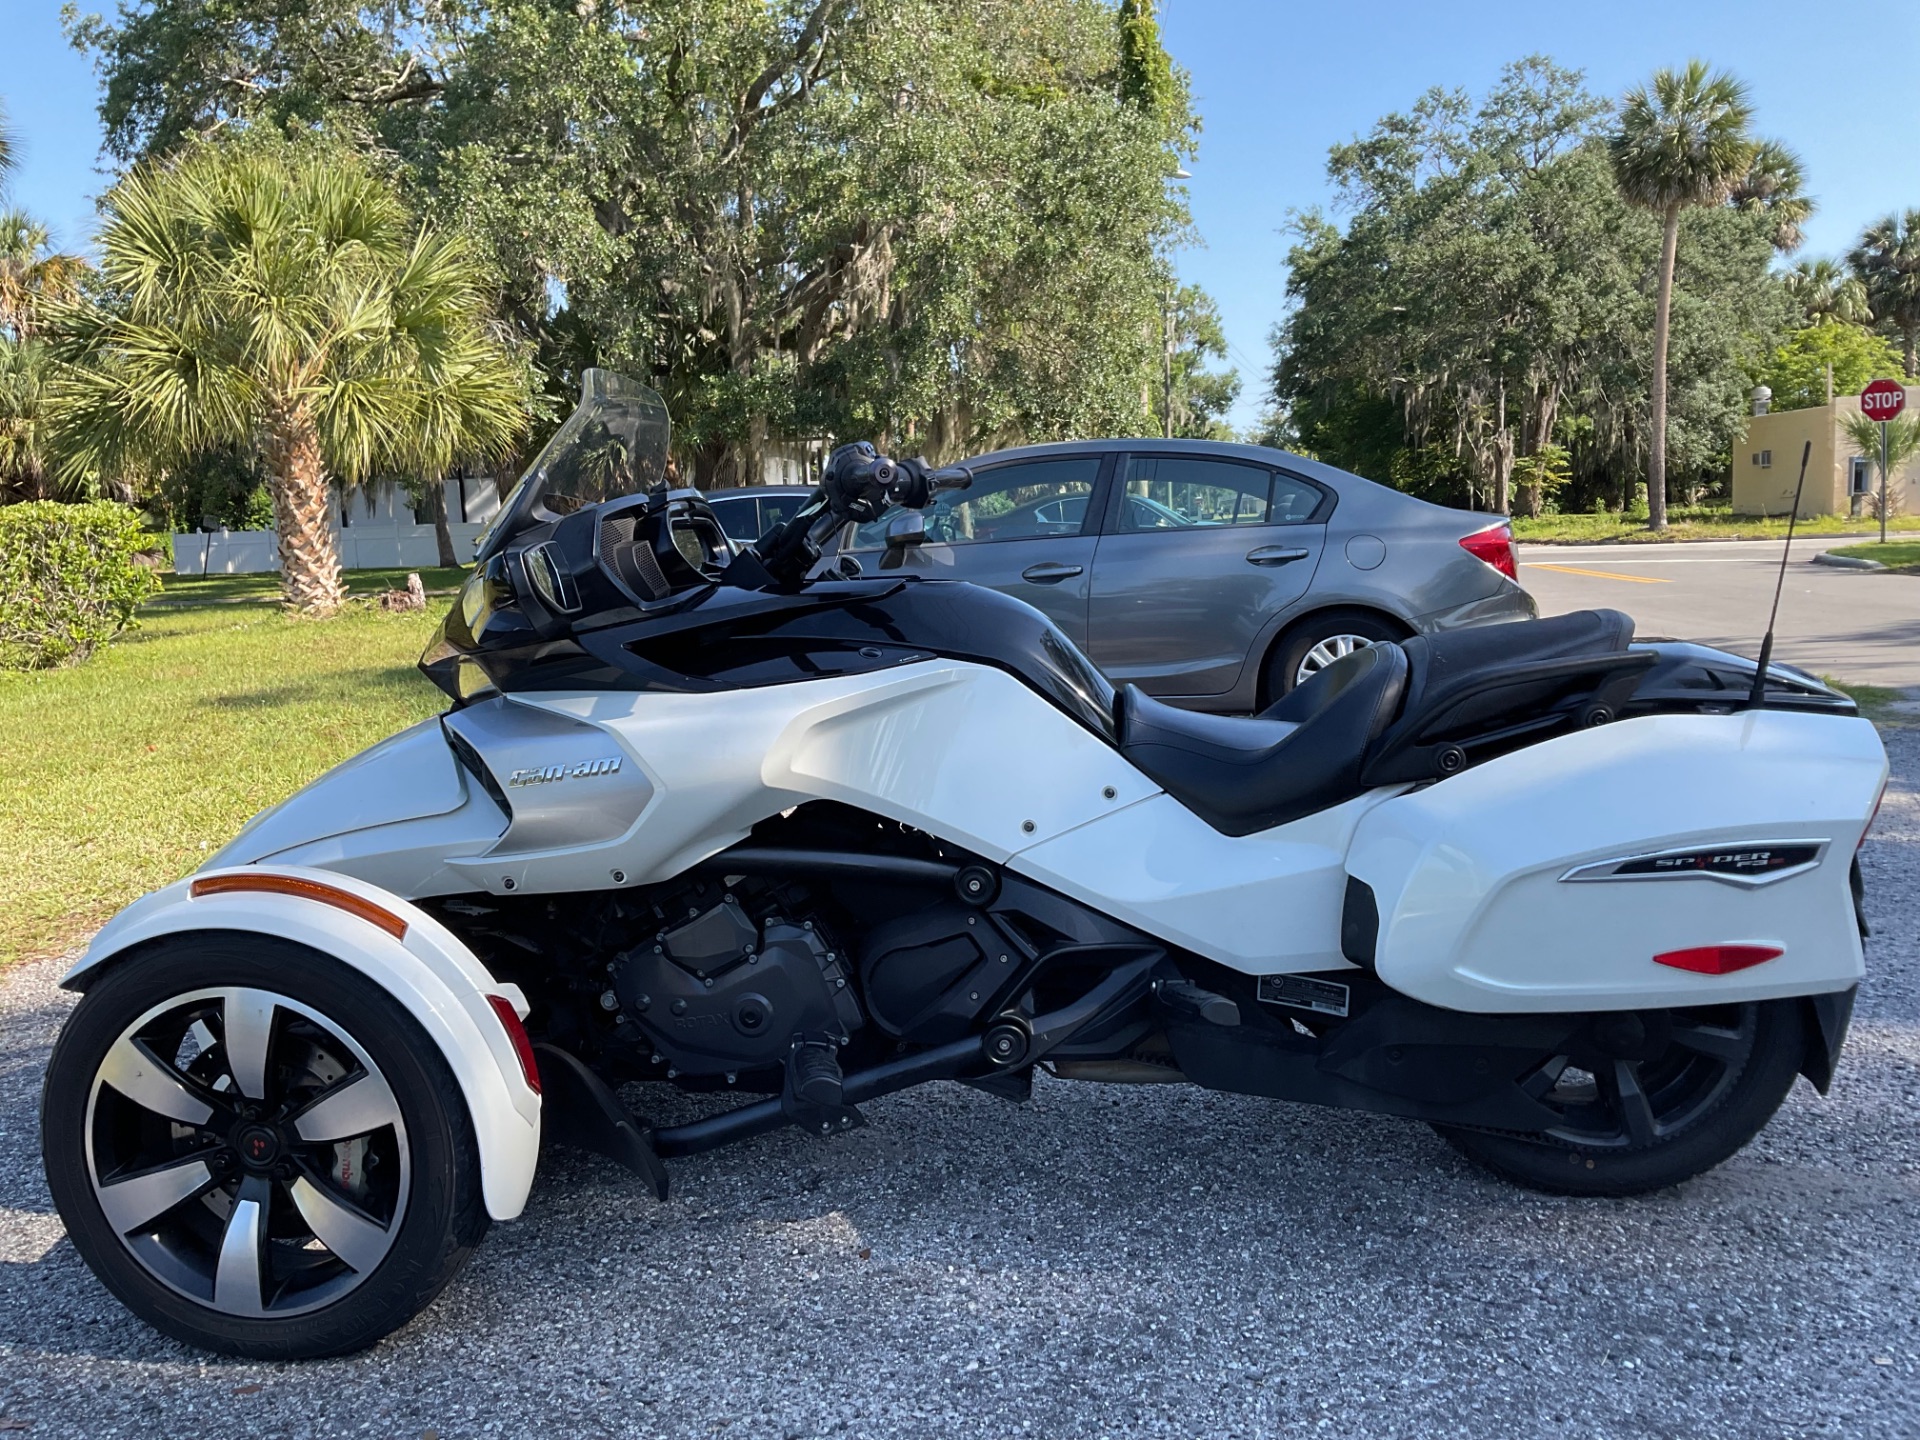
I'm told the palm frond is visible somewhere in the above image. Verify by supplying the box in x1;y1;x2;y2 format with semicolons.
1609;61;1756;214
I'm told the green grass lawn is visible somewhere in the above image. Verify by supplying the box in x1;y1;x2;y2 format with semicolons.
1826;540;1920;572
152;565;471;605
0;601;449;968
1512;510;1920;544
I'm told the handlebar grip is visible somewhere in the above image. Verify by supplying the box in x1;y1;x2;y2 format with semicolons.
930;466;973;493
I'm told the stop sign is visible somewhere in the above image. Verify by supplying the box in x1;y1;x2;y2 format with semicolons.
1862;378;1907;421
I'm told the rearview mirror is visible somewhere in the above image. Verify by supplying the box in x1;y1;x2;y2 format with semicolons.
885;513;928;550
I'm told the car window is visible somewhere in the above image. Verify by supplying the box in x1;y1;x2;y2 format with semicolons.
1268;473;1322;525
849;456;1100;549
758;494;808;531
1116;456;1278;533
706;495;758;542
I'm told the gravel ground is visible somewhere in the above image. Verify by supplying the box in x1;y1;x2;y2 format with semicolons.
5;731;1920;1439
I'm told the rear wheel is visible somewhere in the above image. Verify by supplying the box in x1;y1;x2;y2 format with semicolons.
1265;609;1405;700
1435;1000;1804;1196
43;935;488;1358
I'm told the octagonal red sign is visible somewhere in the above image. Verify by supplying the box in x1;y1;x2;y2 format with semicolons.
1862;379;1907;422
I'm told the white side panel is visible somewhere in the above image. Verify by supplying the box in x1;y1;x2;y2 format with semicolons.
1346;711;1888;1013
66;868;542;1221
211;718;473;869
763;665;1157;860
1012;790;1394;974
487;662;1158;892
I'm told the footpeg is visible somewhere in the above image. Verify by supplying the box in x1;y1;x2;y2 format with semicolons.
1156;979;1241;1027
783;1037;865;1137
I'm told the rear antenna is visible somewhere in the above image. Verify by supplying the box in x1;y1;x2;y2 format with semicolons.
1747;438;1812;710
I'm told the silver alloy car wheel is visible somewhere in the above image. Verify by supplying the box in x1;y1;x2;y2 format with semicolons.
1295;633;1374;687
83;986;411;1318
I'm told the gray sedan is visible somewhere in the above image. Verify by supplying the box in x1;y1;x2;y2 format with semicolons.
838;439;1535;706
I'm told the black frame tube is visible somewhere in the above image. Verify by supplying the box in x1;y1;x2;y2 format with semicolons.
651;1034;986;1158
695;847;959;885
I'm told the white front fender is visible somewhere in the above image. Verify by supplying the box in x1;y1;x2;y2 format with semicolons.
65;866;542;1221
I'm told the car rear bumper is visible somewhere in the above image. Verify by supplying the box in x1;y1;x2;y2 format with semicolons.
1412;584;1537;634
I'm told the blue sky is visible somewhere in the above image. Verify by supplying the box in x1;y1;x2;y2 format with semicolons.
5;1;1915;431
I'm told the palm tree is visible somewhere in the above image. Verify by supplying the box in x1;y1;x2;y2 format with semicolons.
46;139;526;613
1842;410;1920;543
1784;257;1871;328
1731;141;1812;253
1851;211;1920;379
0;210;87;340
0;335;51;501
1608;62;1757;531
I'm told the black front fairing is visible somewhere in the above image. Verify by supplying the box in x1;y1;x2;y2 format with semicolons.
424;570;1118;741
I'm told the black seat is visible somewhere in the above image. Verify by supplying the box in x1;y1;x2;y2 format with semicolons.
1361;608;1650;784
1116;642;1409;836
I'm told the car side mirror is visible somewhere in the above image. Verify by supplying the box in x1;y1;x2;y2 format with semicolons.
884;513;928;551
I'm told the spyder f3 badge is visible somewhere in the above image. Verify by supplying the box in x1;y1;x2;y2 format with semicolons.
508;757;623;788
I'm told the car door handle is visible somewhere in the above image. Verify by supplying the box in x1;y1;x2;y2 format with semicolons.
1021;562;1084;583
1246;546;1311;567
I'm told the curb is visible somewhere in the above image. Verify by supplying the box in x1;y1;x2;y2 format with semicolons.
1811;553;1887;572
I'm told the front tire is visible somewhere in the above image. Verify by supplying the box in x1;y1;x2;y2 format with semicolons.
1435;1000;1804;1197
42;935;488;1358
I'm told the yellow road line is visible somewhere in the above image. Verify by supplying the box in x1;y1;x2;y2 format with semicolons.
1523;562;1671;585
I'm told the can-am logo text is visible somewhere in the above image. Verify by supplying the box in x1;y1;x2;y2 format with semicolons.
508;757;623;788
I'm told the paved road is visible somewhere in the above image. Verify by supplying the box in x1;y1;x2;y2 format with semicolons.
5;740;1920;1437
1520;539;1920;691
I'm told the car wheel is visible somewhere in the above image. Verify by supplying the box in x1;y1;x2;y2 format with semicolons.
42;934;488;1359
1265;609;1406;700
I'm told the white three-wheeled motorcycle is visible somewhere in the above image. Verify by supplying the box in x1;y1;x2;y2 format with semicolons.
43;372;1886;1357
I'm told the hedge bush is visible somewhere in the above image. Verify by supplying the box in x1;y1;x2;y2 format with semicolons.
0;502;162;670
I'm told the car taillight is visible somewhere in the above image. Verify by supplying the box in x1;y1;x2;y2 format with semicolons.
1460;524;1518;581
487;994;542;1095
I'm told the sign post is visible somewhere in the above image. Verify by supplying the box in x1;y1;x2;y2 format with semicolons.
1862;380;1908;545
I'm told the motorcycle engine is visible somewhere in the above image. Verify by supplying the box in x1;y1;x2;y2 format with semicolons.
610;896;862;1075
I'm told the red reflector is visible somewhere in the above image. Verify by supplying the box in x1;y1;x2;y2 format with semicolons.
1459;523;1518;581
190;872;408;940
1654;944;1782;975
486;994;542;1095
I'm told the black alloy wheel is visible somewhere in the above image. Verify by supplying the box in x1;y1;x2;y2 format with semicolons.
1435;1000;1805;1197
44;936;488;1358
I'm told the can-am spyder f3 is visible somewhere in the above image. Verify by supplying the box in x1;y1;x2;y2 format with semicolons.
43;371;1887;1358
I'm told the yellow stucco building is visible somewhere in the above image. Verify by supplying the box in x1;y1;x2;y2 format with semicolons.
1733;383;1920;517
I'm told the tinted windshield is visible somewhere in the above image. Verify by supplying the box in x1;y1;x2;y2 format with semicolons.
475;369;671;561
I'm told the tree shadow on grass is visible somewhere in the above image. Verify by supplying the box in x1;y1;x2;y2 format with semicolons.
204;667;431;710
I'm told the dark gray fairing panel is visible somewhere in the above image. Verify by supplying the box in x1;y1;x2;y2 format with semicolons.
441;696;654;856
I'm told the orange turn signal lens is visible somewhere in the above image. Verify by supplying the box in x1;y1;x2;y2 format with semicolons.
189;872;409;940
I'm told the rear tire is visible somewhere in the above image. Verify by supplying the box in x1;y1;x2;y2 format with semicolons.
1265;609;1405;701
43;935;489;1359
1435;1000;1804;1197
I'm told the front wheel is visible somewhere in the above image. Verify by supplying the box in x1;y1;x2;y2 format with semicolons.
42;935;488;1358
1435;1000;1804;1197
